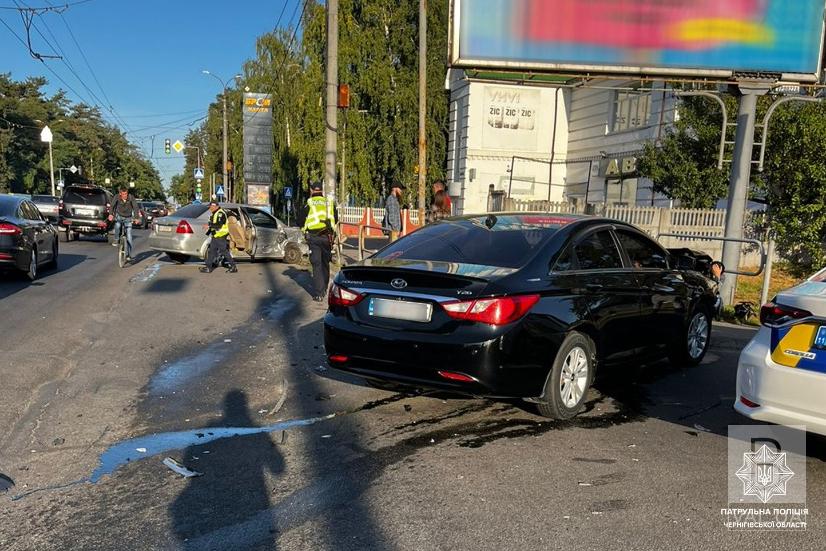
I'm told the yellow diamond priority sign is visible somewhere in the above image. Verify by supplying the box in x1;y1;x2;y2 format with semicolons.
172;140;184;153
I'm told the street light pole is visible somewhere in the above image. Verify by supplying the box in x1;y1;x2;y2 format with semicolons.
202;71;241;201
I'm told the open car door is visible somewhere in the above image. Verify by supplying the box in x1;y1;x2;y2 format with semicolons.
226;208;255;259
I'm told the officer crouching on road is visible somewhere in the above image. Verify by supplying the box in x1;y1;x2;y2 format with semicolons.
300;181;337;302
201;200;238;274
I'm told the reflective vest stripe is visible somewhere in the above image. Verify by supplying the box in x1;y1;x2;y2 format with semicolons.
212;209;229;238
303;196;336;231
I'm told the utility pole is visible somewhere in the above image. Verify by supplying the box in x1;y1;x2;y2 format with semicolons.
719;82;771;306
324;0;339;202
417;0;427;219
222;92;229;201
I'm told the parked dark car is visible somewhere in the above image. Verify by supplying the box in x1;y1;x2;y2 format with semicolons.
59;184;113;241
32;194;59;223
324;214;720;419
0;194;59;280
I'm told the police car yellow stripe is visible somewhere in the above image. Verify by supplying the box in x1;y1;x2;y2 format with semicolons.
771;324;817;368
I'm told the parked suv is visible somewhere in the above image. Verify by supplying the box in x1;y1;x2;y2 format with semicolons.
59;184;113;241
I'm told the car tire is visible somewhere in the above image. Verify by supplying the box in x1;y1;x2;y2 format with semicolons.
25;247;38;281
283;245;301;265
45;240;58;270
536;332;595;420
167;252;190;264
669;306;712;367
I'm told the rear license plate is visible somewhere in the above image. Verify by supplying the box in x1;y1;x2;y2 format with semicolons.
368;297;432;323
157;225;173;233
75;208;95;216
814;326;826;349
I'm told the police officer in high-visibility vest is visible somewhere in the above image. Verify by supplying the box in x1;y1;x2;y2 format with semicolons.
201;200;238;274
301;181;337;301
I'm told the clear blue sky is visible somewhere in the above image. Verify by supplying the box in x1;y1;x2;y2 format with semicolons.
0;0;302;187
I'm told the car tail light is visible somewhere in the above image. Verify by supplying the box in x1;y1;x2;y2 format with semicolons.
759;302;812;327
438;370;477;383
0;223;22;236
739;396;760;408
329;283;364;307
176;220;194;234
0;252;13;260
442;294;540;326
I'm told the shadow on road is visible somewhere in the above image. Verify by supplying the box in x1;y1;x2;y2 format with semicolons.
170;390;284;547
0;253;87;300
142;277;190;294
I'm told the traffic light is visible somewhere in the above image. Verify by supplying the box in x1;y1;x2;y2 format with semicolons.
164;139;171;155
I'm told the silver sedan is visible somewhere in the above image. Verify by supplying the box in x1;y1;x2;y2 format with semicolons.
148;202;309;264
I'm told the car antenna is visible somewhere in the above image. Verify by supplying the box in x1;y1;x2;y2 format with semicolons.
484;214;497;229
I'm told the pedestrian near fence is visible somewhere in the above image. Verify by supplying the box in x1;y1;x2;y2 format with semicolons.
426;190;451;224
384;183;403;241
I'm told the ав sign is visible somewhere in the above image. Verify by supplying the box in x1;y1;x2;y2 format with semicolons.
194;167;204;180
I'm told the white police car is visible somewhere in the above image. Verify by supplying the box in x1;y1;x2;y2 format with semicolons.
736;267;826;436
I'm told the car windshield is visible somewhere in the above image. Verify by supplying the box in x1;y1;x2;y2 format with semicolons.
171;203;210;219
373;215;573;269
32;195;58;204
63;188;107;206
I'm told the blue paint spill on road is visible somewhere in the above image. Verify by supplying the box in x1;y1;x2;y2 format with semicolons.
147;297;295;395
148;342;229;395
130;262;162;283
89;414;335;483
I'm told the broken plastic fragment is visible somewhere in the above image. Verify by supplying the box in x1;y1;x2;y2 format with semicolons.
162;457;203;478
693;424;711;433
136;448;147;453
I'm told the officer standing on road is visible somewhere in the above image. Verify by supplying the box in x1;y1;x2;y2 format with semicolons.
300;181;337;302
201;200;238;274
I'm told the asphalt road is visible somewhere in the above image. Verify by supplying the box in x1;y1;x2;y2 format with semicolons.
1;234;824;550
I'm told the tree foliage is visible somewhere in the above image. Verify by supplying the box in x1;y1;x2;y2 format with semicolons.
0;74;164;200
639;92;826;272
189;0;449;207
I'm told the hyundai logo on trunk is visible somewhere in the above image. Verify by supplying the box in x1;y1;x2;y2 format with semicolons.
391;278;408;289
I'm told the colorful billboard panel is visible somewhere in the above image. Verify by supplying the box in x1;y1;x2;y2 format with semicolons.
454;0;826;80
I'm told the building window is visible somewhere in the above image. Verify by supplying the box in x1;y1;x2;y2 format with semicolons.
611;91;651;133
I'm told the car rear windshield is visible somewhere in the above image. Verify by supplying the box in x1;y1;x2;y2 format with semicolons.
170;204;210;219
373;215;572;269
32;195;58;204
0;200;19;217
63;188;107;206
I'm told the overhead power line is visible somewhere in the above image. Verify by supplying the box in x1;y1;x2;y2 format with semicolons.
0;0;93;12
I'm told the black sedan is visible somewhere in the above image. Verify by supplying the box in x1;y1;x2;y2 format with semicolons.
324;214;720;419
0;194;59;280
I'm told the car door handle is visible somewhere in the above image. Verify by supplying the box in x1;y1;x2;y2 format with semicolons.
585;283;604;292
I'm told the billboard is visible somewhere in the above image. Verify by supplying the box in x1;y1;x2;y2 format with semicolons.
452;0;826;82
242;93;273;203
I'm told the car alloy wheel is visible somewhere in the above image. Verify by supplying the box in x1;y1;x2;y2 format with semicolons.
26;248;37;280
687;311;709;360
560;346;589;408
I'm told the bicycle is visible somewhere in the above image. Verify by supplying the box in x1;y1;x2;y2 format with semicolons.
113;217;136;268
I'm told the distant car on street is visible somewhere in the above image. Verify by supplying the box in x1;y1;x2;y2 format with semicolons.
736;267;826;436
325;213;721;419
139;200;167;228
32;194;59;223
0;194;59;280
149;202;309;264
58;184;114;242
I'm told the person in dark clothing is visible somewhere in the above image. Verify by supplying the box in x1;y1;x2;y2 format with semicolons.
299;181;337;302
108;187;141;261
200;201;237;273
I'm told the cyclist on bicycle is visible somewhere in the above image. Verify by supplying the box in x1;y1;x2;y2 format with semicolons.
108;187;140;262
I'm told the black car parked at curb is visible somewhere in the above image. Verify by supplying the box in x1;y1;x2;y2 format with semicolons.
324;213;720;419
0;194;59;280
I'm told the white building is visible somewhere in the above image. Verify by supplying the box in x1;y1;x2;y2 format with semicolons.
445;69;678;214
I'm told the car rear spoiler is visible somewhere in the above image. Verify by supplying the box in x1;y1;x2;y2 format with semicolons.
657;233;766;277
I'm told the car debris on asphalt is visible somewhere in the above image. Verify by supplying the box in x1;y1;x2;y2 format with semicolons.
162;457;203;478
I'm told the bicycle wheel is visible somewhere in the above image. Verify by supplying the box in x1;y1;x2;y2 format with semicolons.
118;237;126;268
